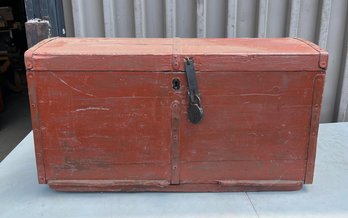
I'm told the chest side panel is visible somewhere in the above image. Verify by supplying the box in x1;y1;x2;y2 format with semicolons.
35;71;173;181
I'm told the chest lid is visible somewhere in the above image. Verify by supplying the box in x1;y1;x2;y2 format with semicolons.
25;37;327;72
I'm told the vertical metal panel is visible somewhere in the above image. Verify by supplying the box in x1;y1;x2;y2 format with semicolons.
103;0;117;37
297;0;319;42
330;0;348;122
106;0;135;37
227;0;238;37
236;0;257;37
145;0;165;37
176;0;196;37
62;0;74;37
206;0;227;38
322;0;347;122
165;0;176;37
134;0;146;37
196;0;207;38
336;0;348;122
71;0;105;37
25;0;66;37
49;0;66;36
287;0;301;37
316;0;332;121
337;24;348;121
257;0;269;37
317;0;332;49
266;0;288;37
61;0;348;122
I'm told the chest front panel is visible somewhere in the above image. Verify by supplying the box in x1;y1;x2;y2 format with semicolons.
25;38;327;191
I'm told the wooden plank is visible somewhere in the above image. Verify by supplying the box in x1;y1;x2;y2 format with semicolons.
46;162;171;180
227;0;238;38
180;160;306;182
187;55;321;72
31;38;319;56
25;19;51;48
25;38;58;184
29;38;324;72
305;74;325;183
34;71;317;100
30;53;322;72
180;126;310;161
48;180;303;192
37;72;174;98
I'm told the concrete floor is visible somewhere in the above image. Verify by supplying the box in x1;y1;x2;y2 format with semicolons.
0;91;31;161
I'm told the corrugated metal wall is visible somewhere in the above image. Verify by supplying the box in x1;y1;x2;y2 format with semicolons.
62;0;348;123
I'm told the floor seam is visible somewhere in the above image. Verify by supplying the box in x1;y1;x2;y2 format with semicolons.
245;192;260;218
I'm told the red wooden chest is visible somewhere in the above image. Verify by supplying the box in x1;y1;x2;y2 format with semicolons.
25;38;327;192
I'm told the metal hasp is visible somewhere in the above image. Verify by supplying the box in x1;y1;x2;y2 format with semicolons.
184;57;204;124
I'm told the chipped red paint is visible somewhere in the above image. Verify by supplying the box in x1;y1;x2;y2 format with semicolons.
25;38;327;192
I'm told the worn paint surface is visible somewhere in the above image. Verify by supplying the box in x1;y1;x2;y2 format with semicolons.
25;37;327;192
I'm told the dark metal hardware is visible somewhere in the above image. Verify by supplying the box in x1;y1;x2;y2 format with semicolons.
184;57;203;124
172;78;181;90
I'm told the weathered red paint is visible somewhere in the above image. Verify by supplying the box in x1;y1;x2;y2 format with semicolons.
25;37;327;192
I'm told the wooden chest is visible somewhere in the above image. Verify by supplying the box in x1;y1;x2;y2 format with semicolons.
25;38;327;192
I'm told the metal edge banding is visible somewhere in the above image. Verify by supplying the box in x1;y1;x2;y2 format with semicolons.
305;74;325;184
293;37;328;70
170;101;181;184
25;38;59;184
27;71;46;184
25;37;58;69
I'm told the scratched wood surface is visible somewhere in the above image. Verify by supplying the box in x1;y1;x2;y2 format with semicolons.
25;38;327;192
